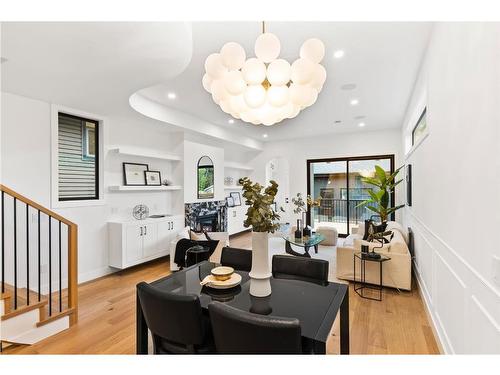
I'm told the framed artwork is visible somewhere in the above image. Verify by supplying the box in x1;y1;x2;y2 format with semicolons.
411;108;427;146
226;196;235;207
230;192;241;206
406;164;412;206
145;171;162;186
123;163;148;186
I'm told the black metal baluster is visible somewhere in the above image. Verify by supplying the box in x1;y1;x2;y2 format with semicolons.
48;216;52;316
14;197;17;309
26;203;29;305
1;191;4;294
38;210;41;302
58;221;62;312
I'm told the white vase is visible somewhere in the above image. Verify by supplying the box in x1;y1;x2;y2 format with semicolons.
249;231;272;297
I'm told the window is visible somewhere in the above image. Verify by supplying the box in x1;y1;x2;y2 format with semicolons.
412;107;427;146
58;113;99;201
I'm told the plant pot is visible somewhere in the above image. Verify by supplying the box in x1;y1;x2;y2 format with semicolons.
249;231;272;297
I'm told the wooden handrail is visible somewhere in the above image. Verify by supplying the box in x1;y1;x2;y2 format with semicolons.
1;184;78;324
0;184;76;227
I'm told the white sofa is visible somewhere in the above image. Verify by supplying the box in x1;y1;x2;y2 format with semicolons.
169;227;230;271
336;221;412;290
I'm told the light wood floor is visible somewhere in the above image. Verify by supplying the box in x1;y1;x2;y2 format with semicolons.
2;231;439;354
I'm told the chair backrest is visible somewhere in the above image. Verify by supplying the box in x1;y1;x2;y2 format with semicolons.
208;302;302;354
136;282;205;351
220;246;252;272
272;255;329;285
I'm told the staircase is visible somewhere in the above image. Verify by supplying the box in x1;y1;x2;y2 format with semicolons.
1;184;78;349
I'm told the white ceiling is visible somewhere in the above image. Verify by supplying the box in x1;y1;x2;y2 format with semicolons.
138;22;433;141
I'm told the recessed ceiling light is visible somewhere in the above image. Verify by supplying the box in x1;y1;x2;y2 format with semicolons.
228;119;235;124
350;99;359;106
358;122;366;127
341;83;356;91
263;134;268;138
167;92;176;100
333;50;345;59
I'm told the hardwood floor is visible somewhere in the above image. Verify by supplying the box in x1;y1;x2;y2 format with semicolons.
2;231;439;354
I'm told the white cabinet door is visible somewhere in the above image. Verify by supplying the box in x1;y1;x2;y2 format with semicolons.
125;224;143;263
157;221;172;252
142;223;159;258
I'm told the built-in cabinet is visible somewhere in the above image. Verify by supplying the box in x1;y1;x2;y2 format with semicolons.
108;215;184;269
227;204;250;235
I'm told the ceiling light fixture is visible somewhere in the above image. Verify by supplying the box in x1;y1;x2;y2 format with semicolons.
333;50;345;59
263;134;268;138
167;92;177;100
350;99;359;106
202;22;326;126
228;119;235;124
358;122;366;127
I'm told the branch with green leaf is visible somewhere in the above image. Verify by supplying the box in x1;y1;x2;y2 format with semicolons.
291;193;321;215
239;177;283;233
356;165;405;223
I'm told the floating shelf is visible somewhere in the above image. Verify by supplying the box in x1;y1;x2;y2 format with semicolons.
108;185;182;192
224;162;254;171
108;146;181;161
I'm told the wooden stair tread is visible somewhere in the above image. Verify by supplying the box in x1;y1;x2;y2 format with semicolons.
36;308;75;327
1;291;12;300
1;300;47;321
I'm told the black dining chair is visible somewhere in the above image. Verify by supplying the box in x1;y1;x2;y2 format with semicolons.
208;302;302;354
136;282;214;354
220;246;252;272
272;255;329;285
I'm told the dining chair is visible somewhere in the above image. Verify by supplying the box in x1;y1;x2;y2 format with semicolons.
272;254;329;285
208;302;302;354
220;246;252;272
136;282;214;354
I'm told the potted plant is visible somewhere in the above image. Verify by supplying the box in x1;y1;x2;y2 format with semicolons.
356;165;405;227
239;177;282;297
291;193;322;237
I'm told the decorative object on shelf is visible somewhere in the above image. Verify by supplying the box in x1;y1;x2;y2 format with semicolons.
224;176;234;186
123;162;149;186
239;177;282;297
230;192;241;206
198;155;215;199
132;204;149;220
294;219;302;239
406;164;412;206
202;21;326;126
291;193;321;236
145;170;162;186
356;165;405;224
226;196;235;207
162;179;170;186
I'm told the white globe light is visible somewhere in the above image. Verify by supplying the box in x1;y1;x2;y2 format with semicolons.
304;88;318;107
267;59;291;86
219;99;232;114
299;38;325;63
289;83;314;107
230;95;247;113
291;58;315;84
220;42;246;70
267;85;289;107
288;104;301;118
254;33;281;63
224;70;246;95
241;58;266;84
205;53;226;79
211;79;229;103
202;74;213;93
244;85;266;108
310;64;327;90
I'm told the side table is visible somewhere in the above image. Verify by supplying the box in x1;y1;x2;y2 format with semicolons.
353;252;391;301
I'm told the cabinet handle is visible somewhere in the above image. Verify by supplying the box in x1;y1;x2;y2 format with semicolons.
140;226;143;236
233;211;237;218
170;221;174;230
144;226;147;235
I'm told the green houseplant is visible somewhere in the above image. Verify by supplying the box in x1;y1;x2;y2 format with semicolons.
356;165;405;224
239;177;282;297
291;193;321;236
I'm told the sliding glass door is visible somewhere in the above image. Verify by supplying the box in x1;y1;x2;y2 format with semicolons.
307;155;394;237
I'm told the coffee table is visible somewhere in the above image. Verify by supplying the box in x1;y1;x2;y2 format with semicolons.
282;233;325;258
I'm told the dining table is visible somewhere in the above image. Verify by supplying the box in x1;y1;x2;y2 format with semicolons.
136;261;350;354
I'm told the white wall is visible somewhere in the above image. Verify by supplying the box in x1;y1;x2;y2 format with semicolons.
1;92;185;284
402;23;500;353
248;129;403;224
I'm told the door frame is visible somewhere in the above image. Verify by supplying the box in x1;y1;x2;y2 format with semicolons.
306;154;395;237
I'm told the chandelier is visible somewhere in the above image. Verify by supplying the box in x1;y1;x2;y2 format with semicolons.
202;22;326;126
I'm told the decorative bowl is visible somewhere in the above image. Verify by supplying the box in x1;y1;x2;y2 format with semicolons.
211;266;234;281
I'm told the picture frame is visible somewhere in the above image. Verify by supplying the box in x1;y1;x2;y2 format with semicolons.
145;170;162;186
226;196;235;207
123;162;149;186
230;192;241;206
406;164;412;206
